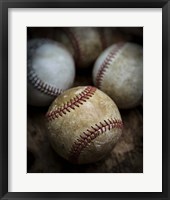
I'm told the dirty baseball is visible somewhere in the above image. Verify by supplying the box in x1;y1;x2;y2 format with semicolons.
46;86;123;164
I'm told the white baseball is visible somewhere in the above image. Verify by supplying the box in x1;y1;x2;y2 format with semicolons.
93;42;143;109
27;39;75;106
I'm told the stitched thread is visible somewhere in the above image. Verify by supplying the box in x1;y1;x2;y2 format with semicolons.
62;28;82;66
46;86;96;121
95;42;125;88
69;118;123;163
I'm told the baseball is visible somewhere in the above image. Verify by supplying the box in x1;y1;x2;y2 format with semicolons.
27;38;75;106
46;86;123;164
93;42;143;109
54;27;103;68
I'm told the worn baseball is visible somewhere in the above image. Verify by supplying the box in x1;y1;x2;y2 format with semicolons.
27;38;75;106
54;27;103;68
46;86;123;164
93;42;143;109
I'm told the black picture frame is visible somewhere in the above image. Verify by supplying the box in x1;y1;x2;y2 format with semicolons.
0;0;169;199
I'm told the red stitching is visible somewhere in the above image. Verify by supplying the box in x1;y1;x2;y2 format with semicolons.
62;28;82;67
95;42;125;88
69;118;123;163
46;86;96;121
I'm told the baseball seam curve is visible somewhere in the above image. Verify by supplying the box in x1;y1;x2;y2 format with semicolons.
95;42;125;88
46;86;96;121
69;118;123;163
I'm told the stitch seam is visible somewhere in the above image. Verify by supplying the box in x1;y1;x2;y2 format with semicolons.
69;118;123;163
46;86;96;121
95;42;125;88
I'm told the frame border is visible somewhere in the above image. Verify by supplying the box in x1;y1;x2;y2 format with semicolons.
0;0;169;199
